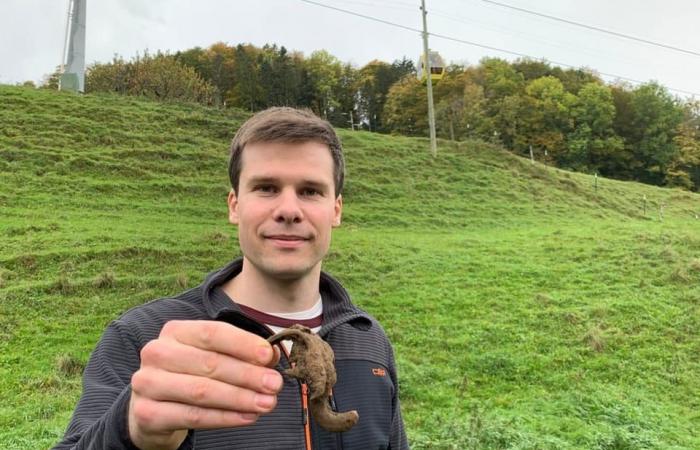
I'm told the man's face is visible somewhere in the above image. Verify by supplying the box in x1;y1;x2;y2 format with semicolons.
228;140;342;281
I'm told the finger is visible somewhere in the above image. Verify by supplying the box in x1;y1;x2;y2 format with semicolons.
131;395;260;433
140;339;283;395
132;368;278;414
266;344;282;369
160;320;276;366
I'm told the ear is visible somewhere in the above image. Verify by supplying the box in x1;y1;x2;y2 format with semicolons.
332;194;343;227
228;190;240;225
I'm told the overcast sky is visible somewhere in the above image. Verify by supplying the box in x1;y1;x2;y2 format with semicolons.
2;0;699;98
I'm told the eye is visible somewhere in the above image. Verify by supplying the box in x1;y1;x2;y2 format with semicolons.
254;184;277;194
301;187;322;197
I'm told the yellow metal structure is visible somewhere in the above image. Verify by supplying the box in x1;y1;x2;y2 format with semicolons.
418;51;445;82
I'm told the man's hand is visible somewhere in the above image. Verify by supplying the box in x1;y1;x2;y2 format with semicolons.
128;320;283;450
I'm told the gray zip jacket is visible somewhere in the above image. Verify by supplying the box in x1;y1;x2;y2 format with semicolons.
53;259;408;449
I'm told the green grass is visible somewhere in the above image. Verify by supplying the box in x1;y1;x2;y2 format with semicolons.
1;85;699;449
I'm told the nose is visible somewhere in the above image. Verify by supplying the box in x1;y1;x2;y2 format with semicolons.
273;188;303;224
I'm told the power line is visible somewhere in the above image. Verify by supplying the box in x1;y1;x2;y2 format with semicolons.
297;0;700;97
428;8;641;68
299;0;419;33
426;30;665;91
373;0;418;9
332;0;415;12
482;0;700;58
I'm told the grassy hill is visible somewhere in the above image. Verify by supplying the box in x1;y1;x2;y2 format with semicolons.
1;85;699;449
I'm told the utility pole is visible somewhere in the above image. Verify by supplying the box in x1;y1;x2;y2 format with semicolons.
59;0;87;93
420;0;437;157
59;2;72;75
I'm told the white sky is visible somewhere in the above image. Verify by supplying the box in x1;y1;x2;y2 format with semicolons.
2;0;699;98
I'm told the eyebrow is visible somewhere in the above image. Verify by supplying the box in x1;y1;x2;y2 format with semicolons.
246;176;278;186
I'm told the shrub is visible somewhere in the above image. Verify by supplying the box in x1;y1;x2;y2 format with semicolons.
86;51;218;106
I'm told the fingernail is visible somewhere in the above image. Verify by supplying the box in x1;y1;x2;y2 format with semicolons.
263;372;282;392
255;394;275;409
240;412;258;422
257;345;272;364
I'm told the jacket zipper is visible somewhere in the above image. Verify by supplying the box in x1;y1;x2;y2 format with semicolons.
329;389;344;450
271;329;313;450
302;382;312;450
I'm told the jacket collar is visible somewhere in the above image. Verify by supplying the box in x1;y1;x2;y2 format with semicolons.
200;258;372;337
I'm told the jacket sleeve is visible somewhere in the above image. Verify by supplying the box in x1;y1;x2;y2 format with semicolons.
389;392;408;450
387;340;409;450
51;320;194;450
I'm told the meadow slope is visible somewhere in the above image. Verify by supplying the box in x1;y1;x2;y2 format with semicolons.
1;85;699;449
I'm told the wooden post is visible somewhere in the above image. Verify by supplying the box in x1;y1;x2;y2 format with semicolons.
594;173;598;192
529;145;534;164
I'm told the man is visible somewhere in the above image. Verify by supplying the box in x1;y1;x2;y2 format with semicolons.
54;107;408;450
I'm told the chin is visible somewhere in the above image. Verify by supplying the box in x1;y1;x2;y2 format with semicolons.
269;268;309;281
254;258;319;281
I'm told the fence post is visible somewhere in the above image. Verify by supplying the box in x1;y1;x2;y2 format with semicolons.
594;173;598;193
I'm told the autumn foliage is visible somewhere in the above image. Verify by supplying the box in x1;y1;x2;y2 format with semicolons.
78;43;700;191
86;51;217;105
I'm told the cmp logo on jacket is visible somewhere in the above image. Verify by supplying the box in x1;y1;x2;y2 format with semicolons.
372;367;387;377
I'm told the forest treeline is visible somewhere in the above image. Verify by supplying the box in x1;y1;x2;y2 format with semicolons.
73;42;700;191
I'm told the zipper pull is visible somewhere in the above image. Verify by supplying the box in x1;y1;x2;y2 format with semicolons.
301;383;310;425
329;388;337;410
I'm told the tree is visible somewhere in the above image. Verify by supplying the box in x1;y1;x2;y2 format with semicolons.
258;45;302;108
229;44;263;111
555;67;601;94
565;82;625;172
512;58;553;82
204;43;237;105
434;67;470;140
509;76;574;161
667;100;700;190
174;46;207;73
475;57;525;103
303;50;343;118
327;63;359;128
511;59;600;94
383;76;427;136
627;82;684;185
473;58;525;149
41;66;62;90
86;52;217;105
356;58;415;132
460;79;493;141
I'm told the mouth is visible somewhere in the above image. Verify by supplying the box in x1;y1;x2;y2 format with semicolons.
265;234;309;241
264;234;311;248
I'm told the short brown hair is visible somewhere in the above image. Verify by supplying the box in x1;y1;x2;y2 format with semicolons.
228;107;345;197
